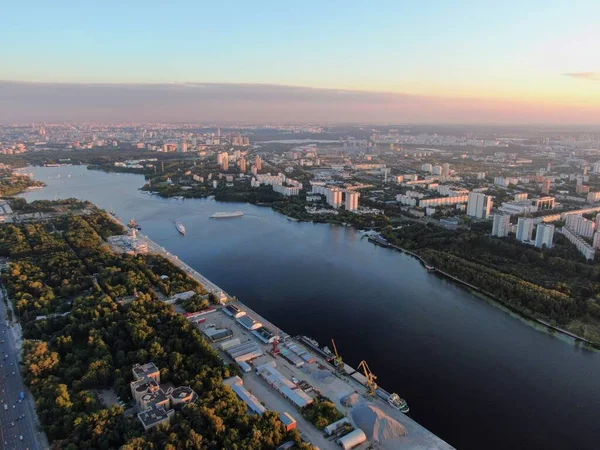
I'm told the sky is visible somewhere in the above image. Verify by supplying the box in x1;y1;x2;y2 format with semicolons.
2;1;600;124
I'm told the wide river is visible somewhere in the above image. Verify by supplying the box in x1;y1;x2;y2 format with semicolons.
20;166;600;450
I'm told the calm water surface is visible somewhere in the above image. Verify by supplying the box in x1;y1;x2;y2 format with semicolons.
21;166;600;450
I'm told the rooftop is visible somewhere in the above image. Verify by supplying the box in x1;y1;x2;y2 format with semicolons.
137;406;173;430
132;362;160;381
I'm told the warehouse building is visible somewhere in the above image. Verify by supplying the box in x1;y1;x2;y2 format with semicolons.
224;376;267;415
256;363;313;408
226;341;264;362
237;314;263;330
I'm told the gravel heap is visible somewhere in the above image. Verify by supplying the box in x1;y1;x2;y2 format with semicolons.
341;393;407;442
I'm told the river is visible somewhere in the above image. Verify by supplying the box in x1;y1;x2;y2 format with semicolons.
20;165;600;450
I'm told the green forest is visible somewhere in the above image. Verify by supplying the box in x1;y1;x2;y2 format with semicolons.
1;207;312;449
383;223;600;344
0;169;45;196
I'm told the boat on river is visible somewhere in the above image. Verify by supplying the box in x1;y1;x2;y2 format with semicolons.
210;211;244;219
175;221;186;235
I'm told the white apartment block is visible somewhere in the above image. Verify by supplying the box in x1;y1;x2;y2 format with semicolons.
419;195;469;207
562;227;595;261
516;218;535;242
535;224;555;249
345;191;360;211
514;193;528;201
565;215;595;238
492;213;511;237
467;192;493;219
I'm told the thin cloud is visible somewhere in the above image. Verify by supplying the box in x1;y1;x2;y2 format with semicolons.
564;72;600;81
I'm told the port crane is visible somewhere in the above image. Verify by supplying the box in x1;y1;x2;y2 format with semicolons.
331;339;343;368
271;328;281;355
358;360;378;396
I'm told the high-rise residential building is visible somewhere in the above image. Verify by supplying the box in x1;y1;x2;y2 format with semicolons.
177;141;188;153
345;191;360;212
441;163;450;177
516;218;535;242
221;152;229;171
541;178;551;194
239;158;247;173
421;163;432;172
325;188;343;208
255;155;262;171
217;127;221;137
535;224;555;249
593;232;600;249
492;213;511;237
565;215;595;238
467;192;493;219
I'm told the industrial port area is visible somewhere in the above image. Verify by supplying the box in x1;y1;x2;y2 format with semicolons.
106;228;454;449
186;300;453;450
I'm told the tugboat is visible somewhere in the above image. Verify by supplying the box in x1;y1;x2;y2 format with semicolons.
388;393;409;414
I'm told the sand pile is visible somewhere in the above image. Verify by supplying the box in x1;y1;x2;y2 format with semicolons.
351;404;407;441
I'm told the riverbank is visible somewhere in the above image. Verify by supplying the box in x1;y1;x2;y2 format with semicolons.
104;210;453;449
370;236;600;350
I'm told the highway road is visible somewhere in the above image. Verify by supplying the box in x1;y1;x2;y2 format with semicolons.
0;287;47;450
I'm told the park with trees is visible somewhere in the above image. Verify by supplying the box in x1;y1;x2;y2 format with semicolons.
1;205;312;449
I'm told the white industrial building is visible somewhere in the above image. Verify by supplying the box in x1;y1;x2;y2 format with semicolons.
337;429;367;450
255;363;313;409
224;376;267;415
237;315;263;330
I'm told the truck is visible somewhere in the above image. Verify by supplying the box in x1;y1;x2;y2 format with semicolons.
20;391;24;400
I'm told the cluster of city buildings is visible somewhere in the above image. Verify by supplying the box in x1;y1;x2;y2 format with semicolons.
251;173;303;196
310;182;360;211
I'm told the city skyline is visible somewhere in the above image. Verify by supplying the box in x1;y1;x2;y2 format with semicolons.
2;1;600;124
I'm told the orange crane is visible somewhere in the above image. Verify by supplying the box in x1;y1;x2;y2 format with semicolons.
358;360;378;396
331;339;343;368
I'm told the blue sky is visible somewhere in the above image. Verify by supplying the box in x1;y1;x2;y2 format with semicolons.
2;1;600;122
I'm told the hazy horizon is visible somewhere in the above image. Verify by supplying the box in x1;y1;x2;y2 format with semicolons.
2;1;600;125
2;80;600;125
